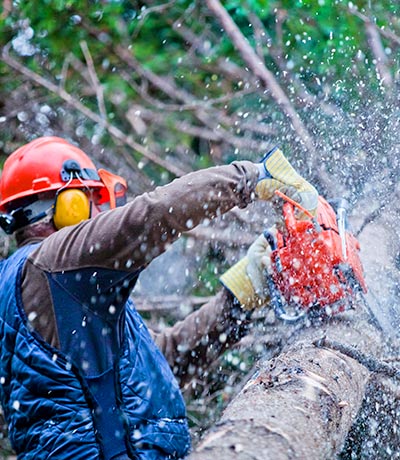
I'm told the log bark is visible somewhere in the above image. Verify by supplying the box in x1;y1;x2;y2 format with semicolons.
188;309;387;460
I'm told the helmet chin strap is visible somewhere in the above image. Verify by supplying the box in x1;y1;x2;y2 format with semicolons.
0;172;93;235
0;199;55;235
0;155;123;234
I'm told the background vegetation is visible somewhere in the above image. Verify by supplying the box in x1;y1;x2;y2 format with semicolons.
1;1;400;193
1;0;400;458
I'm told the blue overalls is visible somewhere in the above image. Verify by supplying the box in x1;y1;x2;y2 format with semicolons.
0;243;190;459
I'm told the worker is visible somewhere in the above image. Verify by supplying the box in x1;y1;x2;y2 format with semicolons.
0;137;318;460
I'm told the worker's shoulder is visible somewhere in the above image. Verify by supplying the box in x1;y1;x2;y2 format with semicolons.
25;226;79;272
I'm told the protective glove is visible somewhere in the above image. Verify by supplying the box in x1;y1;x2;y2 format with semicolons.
255;147;318;217
220;231;274;310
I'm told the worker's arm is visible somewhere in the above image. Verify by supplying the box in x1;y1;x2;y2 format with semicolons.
153;231;275;385
30;161;259;273
30;145;319;275
21;161;258;347
152;288;250;386
21;152;316;347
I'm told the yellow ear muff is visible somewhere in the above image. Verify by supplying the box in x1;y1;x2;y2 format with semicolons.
53;189;90;229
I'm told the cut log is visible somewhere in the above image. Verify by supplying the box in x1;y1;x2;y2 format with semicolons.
188;310;387;460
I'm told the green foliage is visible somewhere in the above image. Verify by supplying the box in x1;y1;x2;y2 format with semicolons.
194;249;228;296
0;0;399;188
1;1;400;452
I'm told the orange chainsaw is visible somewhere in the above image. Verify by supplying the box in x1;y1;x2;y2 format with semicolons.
264;191;367;323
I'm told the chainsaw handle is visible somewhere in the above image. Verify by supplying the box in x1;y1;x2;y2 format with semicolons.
263;229;282;272
275;190;321;235
263;229;277;250
336;198;349;261
265;276;305;324
264;229;306;324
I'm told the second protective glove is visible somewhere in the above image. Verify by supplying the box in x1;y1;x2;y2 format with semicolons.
220;232;274;310
255;147;319;217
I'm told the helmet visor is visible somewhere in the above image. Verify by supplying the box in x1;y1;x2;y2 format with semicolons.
97;169;127;210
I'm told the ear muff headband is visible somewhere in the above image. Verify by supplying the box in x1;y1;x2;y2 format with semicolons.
53;189;90;229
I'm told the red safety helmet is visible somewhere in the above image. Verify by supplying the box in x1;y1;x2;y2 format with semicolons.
0;137;109;210
0;137;127;233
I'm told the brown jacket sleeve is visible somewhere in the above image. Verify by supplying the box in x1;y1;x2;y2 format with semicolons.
21;161;258;348
152;289;251;386
29;161;258;273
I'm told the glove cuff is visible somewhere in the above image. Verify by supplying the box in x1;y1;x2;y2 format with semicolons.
220;257;265;310
263;147;302;186
257;148;319;215
258;147;279;180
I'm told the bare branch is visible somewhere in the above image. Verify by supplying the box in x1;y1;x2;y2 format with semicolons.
130;0;177;40
1;45;187;177
60;52;94;93
121;69;254;112
245;7;342;118
80;15;275;152
1;0;12;19
364;20;393;89
126;105;271;152
346;5;397;90
117;46;192;105
134;294;214;312
348;5;400;46
121;68;275;144
80;40;107;119
355;204;386;237
185;225;257;247
59;53;74;91
355;181;400;236
314;336;400;380
117;46;274;153
117;47;232;136
205;0;317;157
379;26;400;46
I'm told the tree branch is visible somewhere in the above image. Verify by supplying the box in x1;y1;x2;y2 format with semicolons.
314;336;400;380
116;45;250;144
123;66;275;140
1;45;187;177
348;5;400;46
245;7;343;119
82;14;276;154
205;0;317;157
364;20;393;89
80;40;107;119
133;294;214;312
125;105;271;152
0;0;12;19
355;203;386;237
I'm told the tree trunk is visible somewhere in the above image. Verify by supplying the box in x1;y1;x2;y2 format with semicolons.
188;310;386;460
